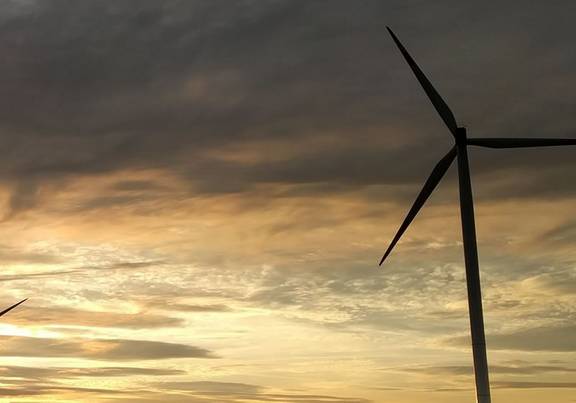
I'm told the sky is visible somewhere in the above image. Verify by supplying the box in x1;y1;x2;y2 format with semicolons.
0;1;575;402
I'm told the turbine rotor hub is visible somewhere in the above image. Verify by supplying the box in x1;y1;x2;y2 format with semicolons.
456;127;467;144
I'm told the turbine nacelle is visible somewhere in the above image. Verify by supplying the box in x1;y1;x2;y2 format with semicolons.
456;127;467;144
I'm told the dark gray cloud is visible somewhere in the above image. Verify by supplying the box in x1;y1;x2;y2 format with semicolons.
541;220;576;244
3;178;40;220
0;335;217;361
0;0;574;218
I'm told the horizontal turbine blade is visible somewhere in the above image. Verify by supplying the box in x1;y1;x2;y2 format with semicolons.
379;146;457;266
0;299;27;318
387;27;459;137
468;138;576;148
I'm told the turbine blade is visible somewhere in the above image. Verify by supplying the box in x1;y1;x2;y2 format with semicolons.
0;299;27;317
468;138;576;148
379;146;457;265
387;27;458;137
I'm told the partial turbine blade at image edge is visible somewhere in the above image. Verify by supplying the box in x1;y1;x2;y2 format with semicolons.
0;299;27;317
379;146;457;265
468;138;576;148
386;27;458;137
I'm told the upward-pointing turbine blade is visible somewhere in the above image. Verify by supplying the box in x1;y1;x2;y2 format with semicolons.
386;27;459;137
468;138;576;148
0;299;27;318
379;146;457;266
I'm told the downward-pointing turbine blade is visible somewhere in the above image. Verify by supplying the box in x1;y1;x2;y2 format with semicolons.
386;27;458;137
0;298;27;317
379;146;457;266
468;138;576;148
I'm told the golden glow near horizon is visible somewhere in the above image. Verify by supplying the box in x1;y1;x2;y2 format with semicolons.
0;1;575;402
0;169;574;402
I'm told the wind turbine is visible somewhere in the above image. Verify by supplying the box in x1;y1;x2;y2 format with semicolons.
0;299;27;318
380;27;576;403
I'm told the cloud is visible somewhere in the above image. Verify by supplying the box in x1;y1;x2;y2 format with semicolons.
3;178;40;220
519;269;576;295
155;381;261;394
394;364;576;376
493;381;576;389
151;303;233;313
0;335;217;361
133;295;234;314
0;260;164;283
0;384;126;397
0;375;371;402
0;365;185;400
0;365;185;379
449;324;576;352
150;381;373;402
0;0;574;220
541;220;576;244
0;244;61;265
0;2;574;402
5;305;184;329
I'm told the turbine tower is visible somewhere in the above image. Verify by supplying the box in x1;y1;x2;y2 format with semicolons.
381;27;576;403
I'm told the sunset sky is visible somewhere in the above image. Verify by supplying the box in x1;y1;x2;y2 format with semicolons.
0;1;575;402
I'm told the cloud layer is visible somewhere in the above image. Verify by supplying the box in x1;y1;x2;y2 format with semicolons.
0;1;575;402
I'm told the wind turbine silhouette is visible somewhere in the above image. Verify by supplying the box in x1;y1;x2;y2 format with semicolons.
381;27;576;403
0;299;27;318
